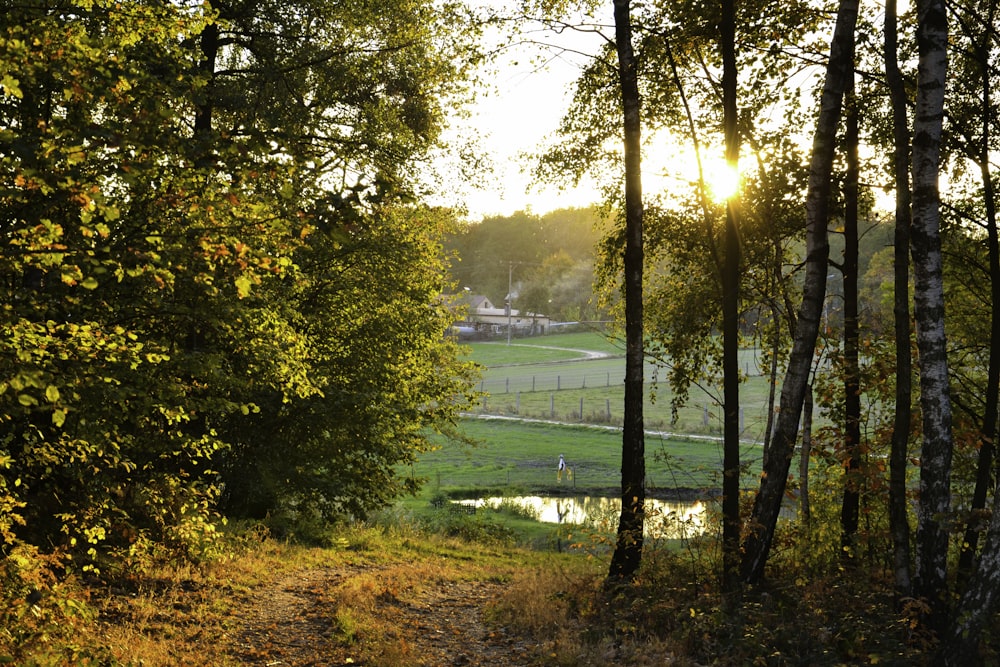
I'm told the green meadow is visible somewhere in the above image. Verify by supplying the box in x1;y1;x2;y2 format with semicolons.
467;331;779;439
405;332;770;507
414;416;762;496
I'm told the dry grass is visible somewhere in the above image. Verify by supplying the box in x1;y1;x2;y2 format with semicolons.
488;551;703;666
33;523;576;666
94;538;313;666
12;519;986;666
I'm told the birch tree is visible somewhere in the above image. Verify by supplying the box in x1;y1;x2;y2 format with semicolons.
908;0;951;628
741;0;860;584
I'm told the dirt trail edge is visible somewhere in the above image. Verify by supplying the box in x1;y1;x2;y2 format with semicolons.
230;562;537;666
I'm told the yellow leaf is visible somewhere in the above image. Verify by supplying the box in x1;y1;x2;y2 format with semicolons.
52;409;66;428
1;74;22;99
45;385;60;402
81;276;99;289
234;275;252;298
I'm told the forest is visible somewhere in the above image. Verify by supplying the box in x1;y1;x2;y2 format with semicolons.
443;207;608;324
2;0;1000;664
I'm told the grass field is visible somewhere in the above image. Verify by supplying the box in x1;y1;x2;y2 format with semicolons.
415;417;762;496
466;331;780;439
404;332;772;508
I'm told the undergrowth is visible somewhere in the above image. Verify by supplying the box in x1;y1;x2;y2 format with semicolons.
5;506;1000;665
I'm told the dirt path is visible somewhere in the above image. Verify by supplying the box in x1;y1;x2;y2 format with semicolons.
230;564;537;666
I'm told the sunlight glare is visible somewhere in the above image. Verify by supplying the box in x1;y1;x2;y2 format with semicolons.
707;160;740;202
645;135;743;205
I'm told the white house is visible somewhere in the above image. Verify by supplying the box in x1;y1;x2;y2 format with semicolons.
450;294;550;339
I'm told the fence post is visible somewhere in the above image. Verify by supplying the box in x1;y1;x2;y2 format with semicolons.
532;375;536;392
606;398;611;420
550;394;555;419
505;377;509;394
579;397;584;421
557;375;561;390
516;391;520;414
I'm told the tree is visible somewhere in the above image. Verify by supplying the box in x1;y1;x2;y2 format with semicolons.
218;204;479;522
607;0;646;583
719;0;742;604
1;0;237;562
948;0;1000;585
908;0;951;628
0;0;480;567
883;0;915;597
741;0;860;584
838;77;862;558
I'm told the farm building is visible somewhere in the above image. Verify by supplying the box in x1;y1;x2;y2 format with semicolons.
450;294;550;340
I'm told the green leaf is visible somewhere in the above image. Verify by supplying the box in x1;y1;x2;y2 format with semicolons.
234;275;253;298
81;276;99;289
1;74;22;99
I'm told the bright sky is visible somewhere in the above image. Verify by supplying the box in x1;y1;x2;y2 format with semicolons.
431;14;609;221
432;6;898;222
431;12;742;222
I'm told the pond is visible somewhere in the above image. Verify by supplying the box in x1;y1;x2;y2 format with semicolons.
456;495;710;540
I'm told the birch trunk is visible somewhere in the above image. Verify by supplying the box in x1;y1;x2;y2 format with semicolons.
941;1;1000;660
909;0;951;630
740;0;859;584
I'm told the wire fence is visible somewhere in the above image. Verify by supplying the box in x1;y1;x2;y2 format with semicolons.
475;361;766;397
475;364;767;437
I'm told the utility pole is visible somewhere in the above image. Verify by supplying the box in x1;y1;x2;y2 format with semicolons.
506;261;513;345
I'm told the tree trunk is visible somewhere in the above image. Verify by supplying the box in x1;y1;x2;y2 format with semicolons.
740;0;859;585
194;19;219;149
800;383;814;524
720;0;741;606
608;0;646;583
957;0;1000;585
884;0;914;599
840;81;862;559
909;0;951;631
762;310;780;467
941;1;1000;660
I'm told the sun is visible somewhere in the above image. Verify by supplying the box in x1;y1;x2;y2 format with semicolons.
644;133;743;204
703;158;741;202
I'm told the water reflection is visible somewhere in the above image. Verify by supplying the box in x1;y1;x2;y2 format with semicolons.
459;495;708;540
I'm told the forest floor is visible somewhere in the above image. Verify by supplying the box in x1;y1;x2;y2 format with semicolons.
228;560;537;666
28;520;957;666
90;527;597;667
